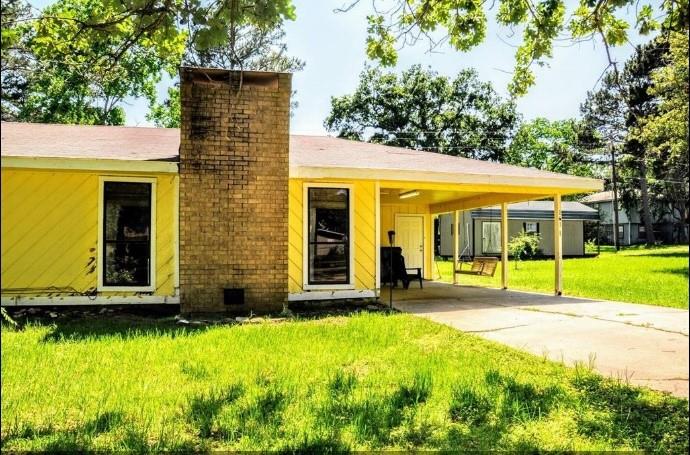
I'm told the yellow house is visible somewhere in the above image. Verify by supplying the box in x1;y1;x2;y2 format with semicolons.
1;68;603;312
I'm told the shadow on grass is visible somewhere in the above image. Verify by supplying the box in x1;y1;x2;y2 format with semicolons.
444;370;565;450
656;267;689;277
39;317;210;343
1;410;198;452
34;305;395;344
572;371;689;453
634;250;688;258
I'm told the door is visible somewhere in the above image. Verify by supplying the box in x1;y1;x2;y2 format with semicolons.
395;215;424;271
482;221;501;254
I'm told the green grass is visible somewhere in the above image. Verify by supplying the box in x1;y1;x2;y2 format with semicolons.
435;245;689;308
2;313;688;452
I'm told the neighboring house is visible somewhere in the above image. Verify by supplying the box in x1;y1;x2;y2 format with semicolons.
581;191;641;245
436;201;598;258
582;191;689;244
0;68;602;313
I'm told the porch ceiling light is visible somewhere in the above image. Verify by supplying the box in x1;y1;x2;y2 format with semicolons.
399;190;420;200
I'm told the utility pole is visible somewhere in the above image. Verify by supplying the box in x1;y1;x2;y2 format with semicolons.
610;143;620;251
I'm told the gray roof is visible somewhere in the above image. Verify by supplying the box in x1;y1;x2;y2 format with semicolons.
581;191;614;203
471;201;598;220
1;122;603;192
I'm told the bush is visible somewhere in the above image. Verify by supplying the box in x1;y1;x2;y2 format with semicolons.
508;231;541;268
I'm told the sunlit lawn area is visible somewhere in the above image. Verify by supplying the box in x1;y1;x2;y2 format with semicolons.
434;245;689;308
2;312;688;452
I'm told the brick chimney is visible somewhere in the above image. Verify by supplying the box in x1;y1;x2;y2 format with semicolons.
178;67;291;314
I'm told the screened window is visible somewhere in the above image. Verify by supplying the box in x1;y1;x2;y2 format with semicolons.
524;222;539;234
103;182;152;287
307;187;350;285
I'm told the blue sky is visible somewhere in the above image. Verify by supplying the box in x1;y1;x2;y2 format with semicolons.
33;0;651;132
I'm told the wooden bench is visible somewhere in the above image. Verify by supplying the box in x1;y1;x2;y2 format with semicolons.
455;256;499;277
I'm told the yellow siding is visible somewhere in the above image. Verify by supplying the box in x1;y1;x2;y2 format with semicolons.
287;179;377;293
287;179;303;293
380;203;433;280
353;181;376;290
1;168;177;297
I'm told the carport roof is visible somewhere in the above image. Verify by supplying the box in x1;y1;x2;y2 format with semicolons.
1;122;602;193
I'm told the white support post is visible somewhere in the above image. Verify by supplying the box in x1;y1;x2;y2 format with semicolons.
453;210;460;285
375;181;381;294
554;194;563;295
501;202;509;290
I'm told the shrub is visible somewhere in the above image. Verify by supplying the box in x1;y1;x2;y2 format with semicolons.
508;231;541;268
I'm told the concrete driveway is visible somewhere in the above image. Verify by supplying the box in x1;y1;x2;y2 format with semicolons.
392;282;689;398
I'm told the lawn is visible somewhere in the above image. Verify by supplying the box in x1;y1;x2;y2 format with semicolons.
2;312;688;452
435;245;689;308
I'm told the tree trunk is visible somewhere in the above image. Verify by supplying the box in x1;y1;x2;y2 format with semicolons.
677;203;689;243
638;160;656;245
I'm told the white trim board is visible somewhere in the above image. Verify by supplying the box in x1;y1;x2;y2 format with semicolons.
290;166;603;193
1;295;179;306
288;290;376;302
2;156;178;174
302;182;356;291
375;181;381;295
97;176;157;293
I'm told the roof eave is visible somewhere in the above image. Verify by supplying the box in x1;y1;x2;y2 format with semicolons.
290;165;604;194
1;156;179;174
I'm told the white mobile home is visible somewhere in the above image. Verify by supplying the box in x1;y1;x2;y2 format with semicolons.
436;201;598;258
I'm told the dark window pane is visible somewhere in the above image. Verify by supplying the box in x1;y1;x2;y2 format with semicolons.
104;183;151;241
307;187;349;284
104;243;150;286
309;244;348;283
103;182;151;287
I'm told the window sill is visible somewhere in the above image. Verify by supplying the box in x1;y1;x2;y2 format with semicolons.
303;284;355;291
97;286;156;293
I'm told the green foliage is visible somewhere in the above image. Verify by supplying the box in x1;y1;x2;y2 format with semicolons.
147;85;181;129
581;33;689;243
2;0;301;125
147;23;304;128
325;65;519;161
508;231;541;268
353;0;688;96
635;31;689;235
2;313;687;451
436;245;689;308
1;0;185;124
365;15;398;66
506;118;603;177
1;0;33;120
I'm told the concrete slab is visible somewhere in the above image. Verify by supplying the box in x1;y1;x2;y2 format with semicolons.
392;282;689;398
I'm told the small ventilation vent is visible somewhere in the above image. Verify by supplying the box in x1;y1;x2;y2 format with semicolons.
224;288;245;306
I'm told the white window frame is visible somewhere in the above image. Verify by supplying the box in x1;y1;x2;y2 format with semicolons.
524;221;539;234
302;182;355;291
98;176;157;292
